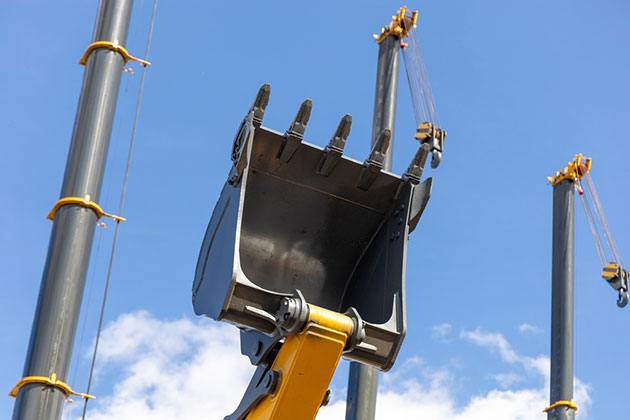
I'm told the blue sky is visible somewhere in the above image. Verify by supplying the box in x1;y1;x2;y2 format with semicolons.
2;1;630;418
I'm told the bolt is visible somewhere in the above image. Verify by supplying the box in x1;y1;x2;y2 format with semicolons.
321;389;331;407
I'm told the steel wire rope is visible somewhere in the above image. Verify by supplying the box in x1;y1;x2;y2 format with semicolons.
402;29;439;126
583;173;622;264
80;0;159;417
577;182;607;266
69;229;103;389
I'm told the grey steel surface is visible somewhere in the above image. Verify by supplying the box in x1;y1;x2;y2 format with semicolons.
346;363;378;420
548;180;576;420
225;363;279;420
13;1;133;419
347;33;401;420
370;35;400;170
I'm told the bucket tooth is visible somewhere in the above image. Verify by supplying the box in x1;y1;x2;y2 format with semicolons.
357;129;391;190
403;143;431;185
316;114;352;176
251;84;271;127
278;99;312;162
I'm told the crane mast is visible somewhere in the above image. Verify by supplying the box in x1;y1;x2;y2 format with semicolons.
545;154;627;420
10;1;142;419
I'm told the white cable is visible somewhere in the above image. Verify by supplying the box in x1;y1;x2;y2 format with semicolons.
578;183;607;265
583;173;622;264
402;29;438;126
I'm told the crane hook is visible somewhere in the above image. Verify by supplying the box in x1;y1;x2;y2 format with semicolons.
616;290;628;308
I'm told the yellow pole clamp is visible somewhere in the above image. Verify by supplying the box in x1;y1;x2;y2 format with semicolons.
543;400;578;413
373;6;419;44
547;154;592;186
79;40;151;67
9;373;95;402
47;196;126;223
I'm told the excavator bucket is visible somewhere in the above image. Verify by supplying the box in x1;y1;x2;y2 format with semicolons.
193;85;432;370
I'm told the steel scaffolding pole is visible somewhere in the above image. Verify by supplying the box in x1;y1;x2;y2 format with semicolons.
346;33;400;420
548;179;576;420
12;1;134;419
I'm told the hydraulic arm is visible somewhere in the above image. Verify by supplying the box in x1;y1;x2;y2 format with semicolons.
226;292;366;420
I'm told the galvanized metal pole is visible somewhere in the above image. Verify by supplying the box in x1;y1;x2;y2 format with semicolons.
548;179;576;420
346;34;400;420
13;1;134;419
370;34;400;171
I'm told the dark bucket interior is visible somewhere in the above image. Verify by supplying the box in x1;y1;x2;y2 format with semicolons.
239;128;402;316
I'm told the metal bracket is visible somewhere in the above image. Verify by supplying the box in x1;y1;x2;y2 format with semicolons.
229;111;255;186
9;373;94;402
278;99;312;163
225;329;283;419
79;40;150;67
224;364;279;420
316;114;352;176
357;129;391;190
239;329;283;366
343;307;366;351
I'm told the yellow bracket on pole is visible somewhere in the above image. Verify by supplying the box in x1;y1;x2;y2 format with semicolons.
543;399;578;413
47;196;126;223
80;40;151;67
9;373;95;402
547;154;592;186
373;6;419;44
247;304;355;420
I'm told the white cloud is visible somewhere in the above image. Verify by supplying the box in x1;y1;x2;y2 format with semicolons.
492;372;523;388
65;311;254;420
460;328;521;365
518;323;543;335
459;328;591;418
66;312;591;420
431;323;453;342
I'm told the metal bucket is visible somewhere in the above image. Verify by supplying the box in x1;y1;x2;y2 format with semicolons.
193;85;432;370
